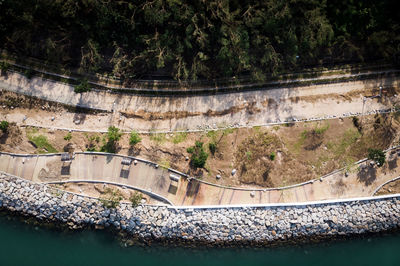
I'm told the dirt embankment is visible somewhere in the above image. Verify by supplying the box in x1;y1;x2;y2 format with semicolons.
376;179;400;195
2;111;399;188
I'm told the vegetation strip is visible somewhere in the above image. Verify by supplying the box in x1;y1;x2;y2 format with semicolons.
3;63;400;96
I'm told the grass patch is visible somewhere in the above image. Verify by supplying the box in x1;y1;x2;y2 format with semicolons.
171;132;187;144
314;123;329;134
334;128;361;157
157;158;171;169
291;130;308;154
63;132;72;141
206;130;217;139
253;126;261;132
223;127;236;135
28;135;57;153
150;132;167;144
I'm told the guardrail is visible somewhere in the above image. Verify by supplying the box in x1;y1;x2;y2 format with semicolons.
3;145;400;194
43;179;174;206
372;175;400;196
2;169;400;210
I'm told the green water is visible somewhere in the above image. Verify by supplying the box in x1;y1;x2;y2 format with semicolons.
0;213;399;266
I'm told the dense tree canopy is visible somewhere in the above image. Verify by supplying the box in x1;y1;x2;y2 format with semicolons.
0;0;398;81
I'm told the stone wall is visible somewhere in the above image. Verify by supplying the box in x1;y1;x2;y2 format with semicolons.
1;173;399;246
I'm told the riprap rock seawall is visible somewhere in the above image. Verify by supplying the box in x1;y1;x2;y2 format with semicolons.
1;173;399;245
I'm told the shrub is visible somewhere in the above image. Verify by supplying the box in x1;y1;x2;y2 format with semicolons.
368;148;386;167
74;78;91;93
209;142;217;155
100;126;122;153
0;61;10;72
0;120;9;133
24;69;34;79
63;132;72;141
187;141;208;168
129;192;142;207
100;188;122;209
107;126;122;142
245;151;252;161
270;152;276;161
129;130;141;146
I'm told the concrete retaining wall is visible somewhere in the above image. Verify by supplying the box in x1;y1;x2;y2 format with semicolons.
1;172;399;246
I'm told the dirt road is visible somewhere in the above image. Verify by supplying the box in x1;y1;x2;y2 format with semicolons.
0;71;399;132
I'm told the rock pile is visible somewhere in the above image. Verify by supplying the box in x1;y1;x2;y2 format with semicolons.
1;173;399;246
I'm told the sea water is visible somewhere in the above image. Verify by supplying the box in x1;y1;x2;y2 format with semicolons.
0;212;399;266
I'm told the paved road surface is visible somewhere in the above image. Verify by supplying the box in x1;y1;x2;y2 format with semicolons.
1;152;399;206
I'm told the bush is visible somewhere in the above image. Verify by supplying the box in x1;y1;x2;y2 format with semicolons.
270;152;276;161
99;188;122;209
107;126;122;142
187;141;208;168
74;79;91;93
0;120;9;133
368;148;386;167
100;126;122;153
208;142;217;155
129;130;141;146
63;132;72;141
129;192;143;207
0;61;10;72
24;69;34;79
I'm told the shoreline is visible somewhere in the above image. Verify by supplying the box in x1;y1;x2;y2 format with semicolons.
1;172;400;247
2;207;399;249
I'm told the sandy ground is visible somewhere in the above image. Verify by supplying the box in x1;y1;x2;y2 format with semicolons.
0;71;399;132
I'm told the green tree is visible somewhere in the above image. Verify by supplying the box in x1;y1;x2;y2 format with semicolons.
129;130;141;146
368;148;386;167
187;141;208;168
0;120;9;133
101;126;122;153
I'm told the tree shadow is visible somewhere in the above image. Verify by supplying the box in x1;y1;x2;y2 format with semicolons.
128;146;140;156
357;165;377;186
0;132;9;144
185;179;200;197
388;155;398;170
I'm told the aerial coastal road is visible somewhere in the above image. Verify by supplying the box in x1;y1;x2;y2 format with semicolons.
1;151;399;206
